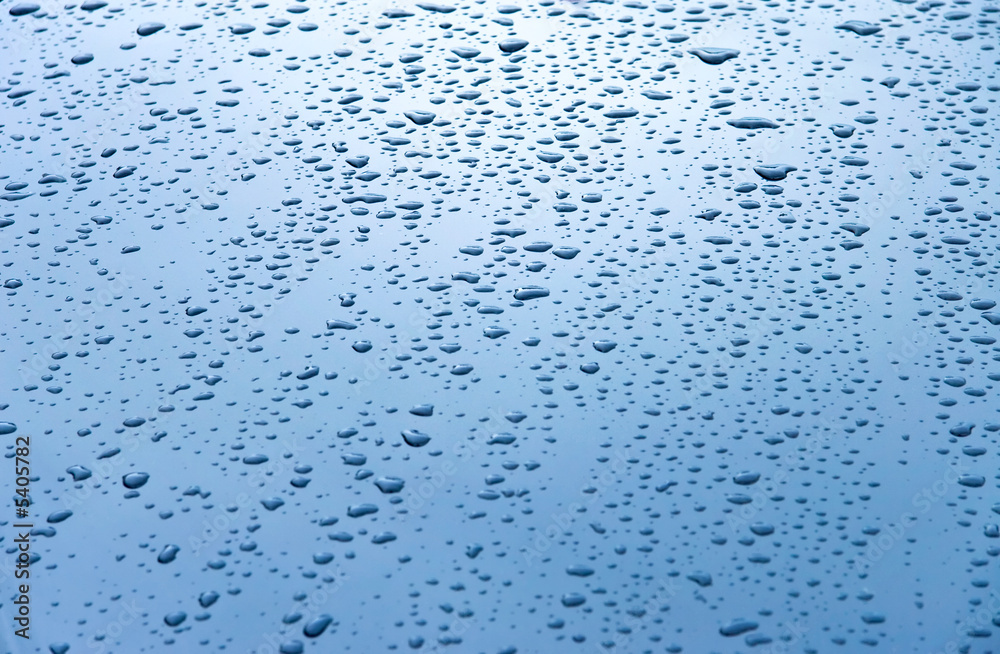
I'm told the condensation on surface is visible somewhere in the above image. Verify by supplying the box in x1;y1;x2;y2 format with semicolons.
1;0;999;653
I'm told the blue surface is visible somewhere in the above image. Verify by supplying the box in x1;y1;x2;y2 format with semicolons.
1;0;999;652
